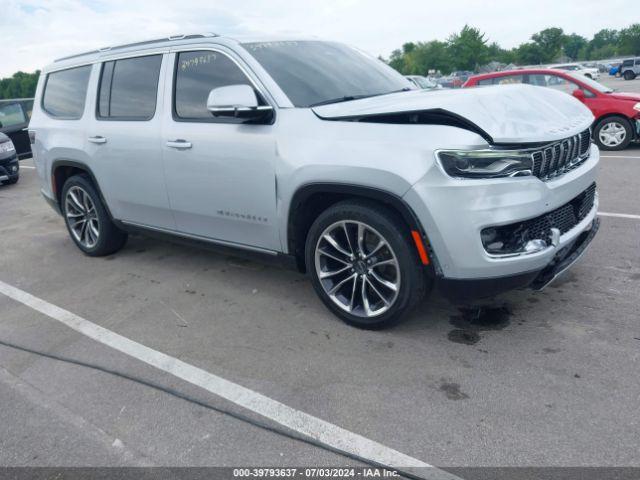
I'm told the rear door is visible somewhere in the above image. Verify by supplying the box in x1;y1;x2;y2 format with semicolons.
87;53;174;229
161;47;280;252
0;101;30;158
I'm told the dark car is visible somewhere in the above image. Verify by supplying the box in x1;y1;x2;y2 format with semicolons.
0;98;33;159
0;132;20;185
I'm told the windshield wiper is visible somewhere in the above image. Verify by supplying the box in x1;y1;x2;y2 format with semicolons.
309;95;374;107
309;88;413;108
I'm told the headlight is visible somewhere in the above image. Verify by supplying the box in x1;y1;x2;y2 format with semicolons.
436;149;534;179
633;102;640;112
0;140;16;155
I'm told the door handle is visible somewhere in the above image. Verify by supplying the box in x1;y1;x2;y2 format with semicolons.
88;136;107;144
166;139;192;149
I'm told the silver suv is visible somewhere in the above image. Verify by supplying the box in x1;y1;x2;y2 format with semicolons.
29;34;600;329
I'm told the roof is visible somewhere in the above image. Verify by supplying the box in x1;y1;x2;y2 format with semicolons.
44;32;324;73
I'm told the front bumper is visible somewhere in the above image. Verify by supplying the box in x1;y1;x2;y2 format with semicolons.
404;143;599;285
437;217;599;301
0;153;19;182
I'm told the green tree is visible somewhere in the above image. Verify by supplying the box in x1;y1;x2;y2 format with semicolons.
531;27;565;63
0;71;40;99
563;34;588;61
407;40;452;74
618;24;640;55
447;25;489;71
514;42;544;65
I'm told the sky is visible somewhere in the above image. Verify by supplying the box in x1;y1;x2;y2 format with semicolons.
0;0;636;77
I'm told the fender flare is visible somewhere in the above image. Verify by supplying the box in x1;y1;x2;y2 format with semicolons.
51;159;114;220
287;182;435;271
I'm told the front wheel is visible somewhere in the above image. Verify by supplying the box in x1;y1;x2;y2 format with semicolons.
61;175;128;256
305;200;429;329
594;116;633;150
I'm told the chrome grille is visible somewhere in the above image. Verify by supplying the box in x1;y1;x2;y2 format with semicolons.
531;129;591;180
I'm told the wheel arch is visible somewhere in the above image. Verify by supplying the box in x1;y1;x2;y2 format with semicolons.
51;159;114;219
593;113;636;139
287;183;430;272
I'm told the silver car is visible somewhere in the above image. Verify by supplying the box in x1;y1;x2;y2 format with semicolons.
29;34;600;329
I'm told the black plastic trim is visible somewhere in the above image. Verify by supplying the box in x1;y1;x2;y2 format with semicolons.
288;182;441;273
50;160;115;220
115;220;298;271
314;108;494;144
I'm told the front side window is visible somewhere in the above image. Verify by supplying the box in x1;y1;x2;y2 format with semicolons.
42;65;92;119
528;74;595;98
477;78;495;86
98;55;162;120
174;50;257;120
242;41;409;107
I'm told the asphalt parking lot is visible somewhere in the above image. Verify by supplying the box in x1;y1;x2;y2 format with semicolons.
1;119;639;474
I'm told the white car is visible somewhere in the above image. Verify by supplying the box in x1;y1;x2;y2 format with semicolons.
29;34;600;328
549;64;600;80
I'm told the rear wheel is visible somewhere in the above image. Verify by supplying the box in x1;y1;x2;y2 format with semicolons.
594;116;633;150
623;70;636;80
305;200;429;329
61;175;128;256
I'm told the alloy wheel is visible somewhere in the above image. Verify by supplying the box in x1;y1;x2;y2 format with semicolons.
598;122;627;148
314;220;400;318
65;186;100;249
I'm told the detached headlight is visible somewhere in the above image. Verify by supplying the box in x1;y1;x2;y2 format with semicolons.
633;102;640;113
0;140;16;155
437;149;534;179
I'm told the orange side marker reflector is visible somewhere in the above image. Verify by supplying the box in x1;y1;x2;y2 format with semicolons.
411;230;430;265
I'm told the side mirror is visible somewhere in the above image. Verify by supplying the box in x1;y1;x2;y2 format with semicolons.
572;88;586;101
206;84;273;121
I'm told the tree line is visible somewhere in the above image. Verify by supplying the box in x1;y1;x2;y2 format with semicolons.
387;24;640;75
0;71;40;100
2;23;640;98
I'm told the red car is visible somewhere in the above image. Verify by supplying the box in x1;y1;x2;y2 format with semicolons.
464;69;640;150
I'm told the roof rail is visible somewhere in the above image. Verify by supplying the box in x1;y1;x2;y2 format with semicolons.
54;33;219;63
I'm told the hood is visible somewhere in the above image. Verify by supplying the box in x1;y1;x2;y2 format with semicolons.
312;84;594;144
607;91;640;102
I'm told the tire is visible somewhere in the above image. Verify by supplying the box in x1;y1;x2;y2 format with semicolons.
305;200;429;329
594;116;633;151
3;176;19;185
585;74;592;80
61;174;127;256
623;70;636;81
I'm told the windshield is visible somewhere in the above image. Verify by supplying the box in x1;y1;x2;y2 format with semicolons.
567;71;613;93
242;41;411;107
413;76;437;89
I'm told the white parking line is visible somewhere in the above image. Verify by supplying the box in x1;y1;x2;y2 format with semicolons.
0;280;456;479
20;165;35;169
599;211;640;220
600;155;640;159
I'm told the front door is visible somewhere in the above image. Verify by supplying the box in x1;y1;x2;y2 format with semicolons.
161;49;279;252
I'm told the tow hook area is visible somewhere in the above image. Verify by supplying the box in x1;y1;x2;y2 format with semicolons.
530;217;600;290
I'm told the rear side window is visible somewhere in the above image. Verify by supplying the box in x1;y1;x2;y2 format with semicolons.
495;75;524;85
477;78;495;86
622;60;634;67
42;65;92;119
98;55;162;120
635;59;640;66
174;50;256;121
